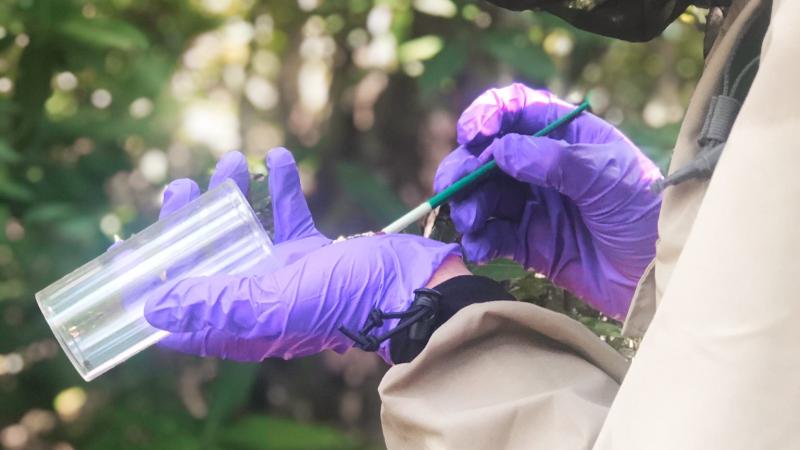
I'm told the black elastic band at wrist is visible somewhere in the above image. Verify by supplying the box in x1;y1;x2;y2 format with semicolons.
389;275;514;364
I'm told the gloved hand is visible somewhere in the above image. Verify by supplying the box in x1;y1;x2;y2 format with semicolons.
434;84;662;319
146;149;460;363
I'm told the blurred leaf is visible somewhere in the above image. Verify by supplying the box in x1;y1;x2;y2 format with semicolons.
482;31;556;81
336;162;407;224
507;274;552;302
0;205;8;235
204;362;260;440
418;41;467;95
218;415;360;450
58;16;149;51
412;0;457;18
80;404;203;450
399;35;443;63
249;175;274;235
23;202;75;223
54;214;100;244
0;34;14;53
469;258;528;281
578;317;622;337
134;52;179;97
619;120;680;171
13;40;55;145
0;140;19;163
0;170;33;201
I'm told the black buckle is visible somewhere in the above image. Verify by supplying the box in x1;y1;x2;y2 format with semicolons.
339;288;441;352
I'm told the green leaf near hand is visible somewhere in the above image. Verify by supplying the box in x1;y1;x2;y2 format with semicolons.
58;17;149;51
23;203;75;224
204;362;260;441
482;31;556;82
399;35;444;63
469;258;528;281
336;162;408;225
0;170;33;202
418;41;468;96
0;140;19;163
218;415;360;450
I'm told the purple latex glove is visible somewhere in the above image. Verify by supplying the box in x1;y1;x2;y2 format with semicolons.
147;149;460;363
435;84;662;319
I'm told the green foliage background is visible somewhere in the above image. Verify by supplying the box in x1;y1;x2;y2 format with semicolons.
0;0;705;448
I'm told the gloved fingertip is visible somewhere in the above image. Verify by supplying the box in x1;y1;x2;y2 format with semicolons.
488;136;518;175
267;147;321;243
461;219;519;264
144;300;179;333
210;151;250;196
460;232;496;264
456;103;501;147
433;149;480;193
160;179;201;219
266;147;296;169
432;172;448;194
144;306;178;333
457;83;549;146
448;199;482;234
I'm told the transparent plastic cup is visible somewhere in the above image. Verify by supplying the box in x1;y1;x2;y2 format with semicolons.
35;179;277;381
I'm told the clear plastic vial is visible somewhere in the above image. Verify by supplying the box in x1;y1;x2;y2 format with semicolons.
36;179;277;381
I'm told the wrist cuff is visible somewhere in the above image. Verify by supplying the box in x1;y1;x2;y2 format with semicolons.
389;275;514;364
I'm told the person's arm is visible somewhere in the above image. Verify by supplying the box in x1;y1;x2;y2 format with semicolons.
594;1;800;448
376;84;660;449
380;299;627;450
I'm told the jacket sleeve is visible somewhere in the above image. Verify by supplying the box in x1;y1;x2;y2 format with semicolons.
594;1;800;449
378;301;628;450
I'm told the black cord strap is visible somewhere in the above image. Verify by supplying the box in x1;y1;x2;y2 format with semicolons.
339;288;441;352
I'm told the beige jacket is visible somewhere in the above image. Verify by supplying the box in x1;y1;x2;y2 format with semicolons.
380;0;800;448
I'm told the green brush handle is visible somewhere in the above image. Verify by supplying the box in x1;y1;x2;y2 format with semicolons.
428;160;497;208
429;99;590;208
381;99;590;234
